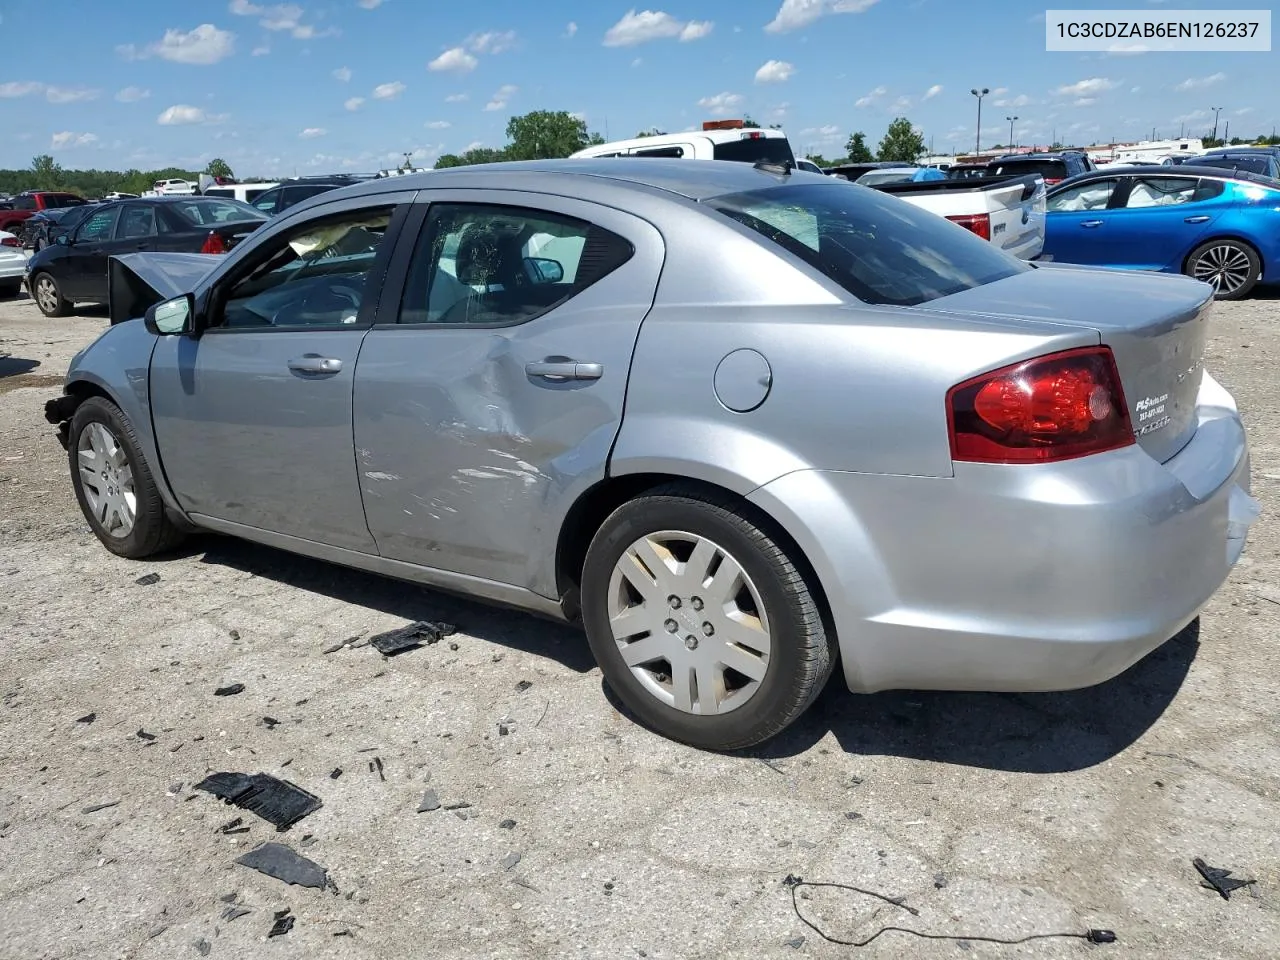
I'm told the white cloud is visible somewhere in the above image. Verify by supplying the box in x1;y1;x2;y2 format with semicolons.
428;47;478;73
1054;77;1116;97
45;86;100;103
344;96;365;111
765;0;879;34
464;140;485;152
51;131;98;149
372;81;406;100
157;104;223;125
923;84;943;100
1172;109;1209;124
300;127;327;138
0;81;43;98
229;2;337;40
445;93;469;102
1073;97;1096;107
755;59;795;83
890;95;912;111
1235;107;1255;116
564;21;578;37
119;24;236;64
484;84;518;111
604;10;715;46
697;91;743;116
631;57;644;67
1130;86;1141;94
333;66;352;82
252;44;270;55
1106;42;1148;55
426;120;452;129
994;94;1033;107
359;0;384;8
116;86;151;103
854;85;887;107
992;87;1009;96
1174;72;1226;91
468;30;517;54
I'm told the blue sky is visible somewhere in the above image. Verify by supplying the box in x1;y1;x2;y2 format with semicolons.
1;0;1275;175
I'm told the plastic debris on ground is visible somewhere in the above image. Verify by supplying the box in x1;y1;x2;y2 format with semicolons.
368;620;456;656
81;800;120;814
135;573;161;586
1194;857;1257;900
76;712;95;724
195;772;322;831
236;843;329;889
417;789;441;813
214;683;245;697
268;908;295;937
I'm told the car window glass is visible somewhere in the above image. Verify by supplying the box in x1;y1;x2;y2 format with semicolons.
168;198;268;226
631;146;686;158
398;204;632;325
76;206;120;241
252;188;281;214
117;205;158;239
1124;178;1200;208
13;196;36;211
1047;179;1118;212
219;207;393;329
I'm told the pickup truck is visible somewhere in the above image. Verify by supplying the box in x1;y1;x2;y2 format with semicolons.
0;191;87;241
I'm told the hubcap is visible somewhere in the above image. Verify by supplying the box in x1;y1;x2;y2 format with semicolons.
606;530;772;716
1192;245;1252;295
77;422;136;538
36;277;58;312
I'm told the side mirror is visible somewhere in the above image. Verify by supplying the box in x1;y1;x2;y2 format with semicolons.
524;256;564;284
144;293;195;336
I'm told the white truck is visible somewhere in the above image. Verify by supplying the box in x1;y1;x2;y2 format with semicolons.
571;121;796;166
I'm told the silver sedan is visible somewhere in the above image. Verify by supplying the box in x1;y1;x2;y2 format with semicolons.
45;159;1260;750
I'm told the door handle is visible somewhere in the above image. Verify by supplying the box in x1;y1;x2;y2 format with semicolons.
525;360;603;381
1184;215;1211;224
288;355;343;375
1080;220;1104;228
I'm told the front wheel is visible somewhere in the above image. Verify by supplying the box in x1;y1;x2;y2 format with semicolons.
580;484;836;751
69;396;185;558
32;272;71;317
1186;239;1261;300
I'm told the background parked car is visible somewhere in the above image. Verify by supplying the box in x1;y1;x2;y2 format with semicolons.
152;178;197;196
24;204;101;252
0;229;25;297
247;175;366;216
25;196;269;317
1042;164;1280;299
1191;153;1280;180
0;191;87;240
985;150;1097;185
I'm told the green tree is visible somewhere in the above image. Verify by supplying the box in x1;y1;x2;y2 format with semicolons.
877;117;924;163
505;110;593;160
434;146;510;169
205;158;234;179
742;116;761;129
805;153;829;167
845;132;873;163
30;154;63;190
635;128;668;138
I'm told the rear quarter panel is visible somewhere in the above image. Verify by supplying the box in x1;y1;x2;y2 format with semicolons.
1225;182;1280;282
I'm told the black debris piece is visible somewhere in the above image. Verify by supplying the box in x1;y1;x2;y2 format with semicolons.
194;937;211;956
368;620;454;656
499;819;516;829
280;759;293;768
515;680;533;693
196;772;322;831
448;642;459;651
81;800;121;814
235;843;328;889
329;768;343;780
214;684;245;697
135;573;161;586
785;936;806;949
356;747;380;753
455;809;478;820
300;835;319;848
229;629;241;641
261;717;280;730
417;789;441;813
322;639;349;655
219;892;238;904
219;816;244;833
333;930;353;938
845;775;865;788
136;729;157;742
371;757;385;781
844;812;862;821
76;712;96;724
222;905;251;922
443;801;472;811
1193;857;1257;900
501;852;522;871
268;908;294;938
498;724;510;737
933;873;948;890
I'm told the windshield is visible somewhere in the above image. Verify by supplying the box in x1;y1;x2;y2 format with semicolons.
707;182;1027;307
988;159;1068;179
712;135;796;165
167;198;270;226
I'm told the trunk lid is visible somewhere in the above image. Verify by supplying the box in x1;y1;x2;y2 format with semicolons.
932;262;1213;464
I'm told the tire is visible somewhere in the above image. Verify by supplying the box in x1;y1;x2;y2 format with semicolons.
32;271;71;317
1185;238;1261;301
0;280;19;299
69;396;185;559
580;483;836;751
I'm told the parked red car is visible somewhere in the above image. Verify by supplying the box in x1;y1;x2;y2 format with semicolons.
0;191;87;242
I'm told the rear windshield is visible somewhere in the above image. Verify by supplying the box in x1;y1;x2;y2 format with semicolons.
712;135;796;165
167;198;270;226
45;194;86;208
706;182;1027;307
988;159;1068;179
856;169;918;185
1196;156;1272;176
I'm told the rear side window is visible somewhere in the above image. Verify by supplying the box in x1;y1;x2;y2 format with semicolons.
12;196;36;211
707;182;1027;307
631;146;686;158
713;136;796;165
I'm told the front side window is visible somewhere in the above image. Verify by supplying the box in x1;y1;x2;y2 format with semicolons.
252;188;283;214
398;204;632;325
168;198;268;226
1047;179;1119;212
76;206;120;242
706;182;1027;307
217;207;393;329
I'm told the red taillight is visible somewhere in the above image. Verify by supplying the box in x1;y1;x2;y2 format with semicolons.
946;347;1134;464
945;212;991;241
0;236;19;247
1044;177;1063;185
200;230;227;254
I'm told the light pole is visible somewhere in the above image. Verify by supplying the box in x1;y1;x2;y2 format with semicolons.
971;87;988;155
1210;106;1223;144
1006;115;1018;150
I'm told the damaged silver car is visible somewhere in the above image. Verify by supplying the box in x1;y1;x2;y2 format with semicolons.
46;159;1259;750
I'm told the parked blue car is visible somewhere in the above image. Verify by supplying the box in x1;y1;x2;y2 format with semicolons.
1042;164;1280;299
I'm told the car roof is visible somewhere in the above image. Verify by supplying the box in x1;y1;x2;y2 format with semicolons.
994;152;1084;161
1050;163;1280;190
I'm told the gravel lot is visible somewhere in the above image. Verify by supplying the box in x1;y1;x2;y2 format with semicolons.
1;285;1278;960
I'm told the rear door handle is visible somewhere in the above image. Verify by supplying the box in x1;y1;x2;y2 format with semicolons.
1184;215;1211;224
525;360;603;381
1080;219;1104;228
288;355;343;375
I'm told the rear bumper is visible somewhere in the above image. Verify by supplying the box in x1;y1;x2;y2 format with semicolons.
749;371;1258;694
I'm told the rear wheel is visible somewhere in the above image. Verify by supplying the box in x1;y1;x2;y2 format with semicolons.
32;272;71;317
1186;239;1260;300
580;484;836;751
69;396;185;558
